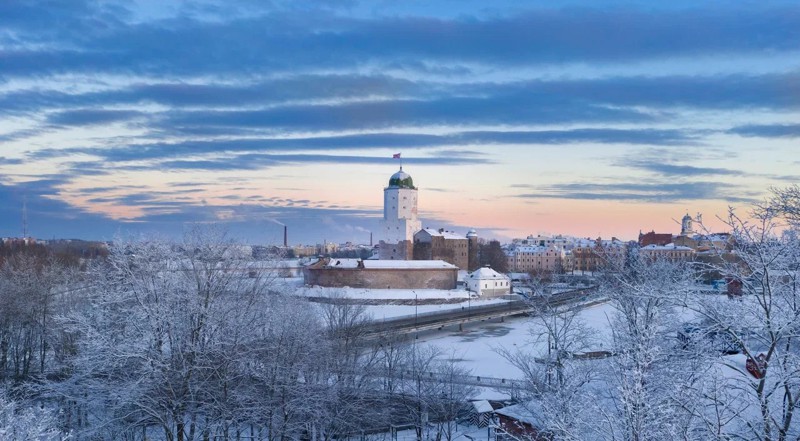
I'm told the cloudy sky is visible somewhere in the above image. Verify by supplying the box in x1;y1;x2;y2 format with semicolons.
0;0;798;245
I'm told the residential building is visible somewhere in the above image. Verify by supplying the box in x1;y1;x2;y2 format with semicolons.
639;243;695;262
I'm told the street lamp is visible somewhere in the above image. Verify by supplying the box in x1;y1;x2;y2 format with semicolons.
468;291;471;322
414;291;418;339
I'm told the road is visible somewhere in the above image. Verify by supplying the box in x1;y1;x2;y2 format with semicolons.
364;287;601;336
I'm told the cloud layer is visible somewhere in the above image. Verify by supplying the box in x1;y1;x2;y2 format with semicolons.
0;0;796;242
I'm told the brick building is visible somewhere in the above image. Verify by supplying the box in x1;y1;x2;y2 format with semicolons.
413;228;473;270
638;230;673;247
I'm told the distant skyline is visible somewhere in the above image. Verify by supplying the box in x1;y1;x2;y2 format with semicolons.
0;1;798;244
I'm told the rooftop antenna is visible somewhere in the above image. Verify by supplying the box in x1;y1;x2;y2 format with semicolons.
22;195;28;238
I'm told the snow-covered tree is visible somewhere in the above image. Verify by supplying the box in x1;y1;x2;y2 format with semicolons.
427;354;477;441
0;252;76;380
58;226;283;440
0;392;68;440
598;257;700;441
769;184;800;225
497;281;598;440
684;199;800;441
244;295;325;441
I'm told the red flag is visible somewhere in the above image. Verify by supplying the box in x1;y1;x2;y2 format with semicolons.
392;153;401;159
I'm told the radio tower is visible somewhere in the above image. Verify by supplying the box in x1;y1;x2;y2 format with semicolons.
22;196;28;238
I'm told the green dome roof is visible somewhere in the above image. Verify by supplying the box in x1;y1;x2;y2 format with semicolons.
388;168;416;189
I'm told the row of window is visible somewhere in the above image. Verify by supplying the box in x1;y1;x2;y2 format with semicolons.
481;281;509;288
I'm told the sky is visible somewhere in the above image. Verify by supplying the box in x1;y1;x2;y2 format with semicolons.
0;0;798;245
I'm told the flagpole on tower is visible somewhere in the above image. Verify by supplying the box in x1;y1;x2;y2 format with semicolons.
393;152;402;169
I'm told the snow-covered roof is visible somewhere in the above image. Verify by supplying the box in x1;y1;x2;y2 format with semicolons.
366;259;457;269
324;258;360;268
468;267;509;280
692;233;731;242
641;243;694;251
512;245;560;254
322;258;458;270
419;228;464;240
472;400;494;414
495;402;543;427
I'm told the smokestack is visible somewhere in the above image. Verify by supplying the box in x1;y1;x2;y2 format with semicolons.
284;225;288;247
370;232;373;247
22;196;28;238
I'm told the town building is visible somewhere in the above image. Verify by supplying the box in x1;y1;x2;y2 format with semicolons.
513;234;570;249
638;230;673;247
674;233;732;252
571;237;627;273
505;244;565;274
413;228;470;270
639;243;695;262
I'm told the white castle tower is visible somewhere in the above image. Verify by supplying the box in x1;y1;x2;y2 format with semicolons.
379;167;421;259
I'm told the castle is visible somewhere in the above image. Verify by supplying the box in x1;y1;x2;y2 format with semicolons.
378;167;479;271
303;167;482;290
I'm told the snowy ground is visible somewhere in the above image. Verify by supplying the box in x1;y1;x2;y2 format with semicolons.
416;302;617;382
292;281;617;390
293;283;512;319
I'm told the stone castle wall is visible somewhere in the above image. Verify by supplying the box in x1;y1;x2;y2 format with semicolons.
412;236;470;270
378;240;413;260
303;266;457;290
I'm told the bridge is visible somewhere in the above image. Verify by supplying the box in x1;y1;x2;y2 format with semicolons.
363;287;603;336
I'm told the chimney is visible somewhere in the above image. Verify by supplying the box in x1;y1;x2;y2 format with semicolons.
370;232;373;247
284;225;288;247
